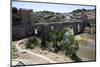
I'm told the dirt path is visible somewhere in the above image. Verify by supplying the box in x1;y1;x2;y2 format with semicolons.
15;39;56;64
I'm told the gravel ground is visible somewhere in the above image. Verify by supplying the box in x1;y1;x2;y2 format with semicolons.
30;47;73;63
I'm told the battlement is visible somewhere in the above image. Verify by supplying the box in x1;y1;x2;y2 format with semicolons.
19;8;33;14
12;8;35;40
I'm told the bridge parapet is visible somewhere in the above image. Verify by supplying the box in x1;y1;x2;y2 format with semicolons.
34;20;82;35
34;20;95;35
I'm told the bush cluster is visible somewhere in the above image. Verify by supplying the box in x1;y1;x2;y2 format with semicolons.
25;28;79;57
25;36;41;49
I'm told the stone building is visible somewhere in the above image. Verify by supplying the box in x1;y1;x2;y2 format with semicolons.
12;8;34;40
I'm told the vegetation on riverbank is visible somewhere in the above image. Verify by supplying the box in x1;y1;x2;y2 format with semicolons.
25;28;79;58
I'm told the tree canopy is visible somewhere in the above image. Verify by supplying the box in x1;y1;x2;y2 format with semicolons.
12;7;18;14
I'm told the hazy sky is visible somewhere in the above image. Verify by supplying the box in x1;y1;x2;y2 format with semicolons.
12;1;95;13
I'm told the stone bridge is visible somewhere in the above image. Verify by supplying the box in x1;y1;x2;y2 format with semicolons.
12;20;95;40
34;20;95;36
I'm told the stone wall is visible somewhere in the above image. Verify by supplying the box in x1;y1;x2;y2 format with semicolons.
35;21;82;36
12;25;25;40
12;8;34;40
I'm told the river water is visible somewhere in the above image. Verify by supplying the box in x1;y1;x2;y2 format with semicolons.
76;36;96;61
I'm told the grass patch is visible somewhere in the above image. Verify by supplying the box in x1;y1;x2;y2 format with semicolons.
12;45;19;59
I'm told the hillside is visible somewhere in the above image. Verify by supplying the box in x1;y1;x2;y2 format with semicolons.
32;9;96;23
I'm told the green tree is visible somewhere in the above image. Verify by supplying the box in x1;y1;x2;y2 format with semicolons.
63;28;79;57
47;29;65;52
12;7;18;14
25;36;37;49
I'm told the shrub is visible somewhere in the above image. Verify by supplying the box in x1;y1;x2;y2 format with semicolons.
12;45;19;59
45;29;65;52
25;36;38;49
63;28;79;57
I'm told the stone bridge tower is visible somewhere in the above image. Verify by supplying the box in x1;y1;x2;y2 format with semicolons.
19;8;34;36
